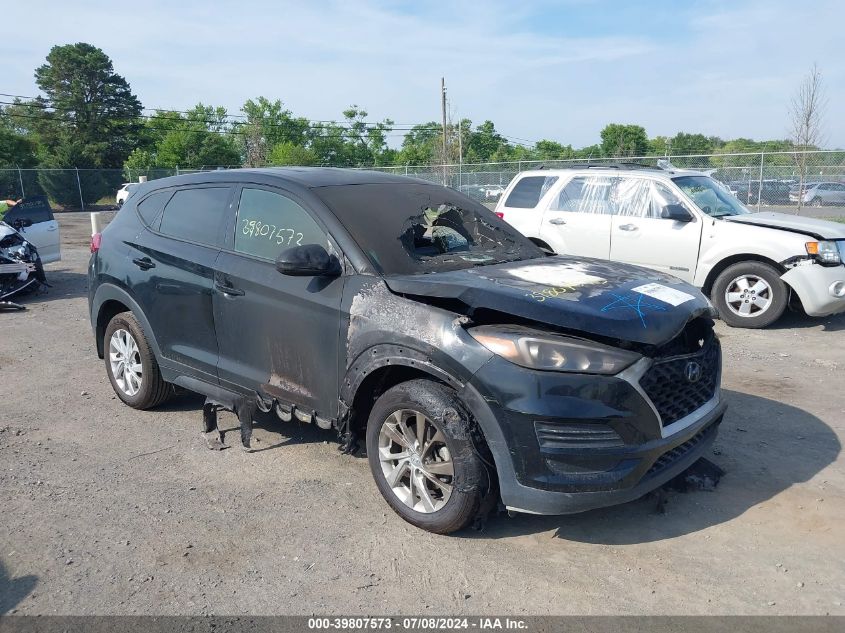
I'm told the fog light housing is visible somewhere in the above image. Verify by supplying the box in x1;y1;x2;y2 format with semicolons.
830;281;845;298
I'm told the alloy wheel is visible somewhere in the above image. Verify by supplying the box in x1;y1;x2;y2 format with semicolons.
109;328;143;396
377;409;454;513
724;274;773;318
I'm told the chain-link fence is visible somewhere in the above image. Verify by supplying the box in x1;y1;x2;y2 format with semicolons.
2;151;844;211
369;150;845;211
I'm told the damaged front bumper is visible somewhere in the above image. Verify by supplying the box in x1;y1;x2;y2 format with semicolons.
460;351;726;516
1;227;45;301
782;262;845;317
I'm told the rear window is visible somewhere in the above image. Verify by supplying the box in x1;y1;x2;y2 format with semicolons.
503;176;558;208
159;187;231;247
135;190;172;229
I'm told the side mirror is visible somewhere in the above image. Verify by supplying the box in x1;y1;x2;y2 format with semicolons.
12;218;33;229
661;204;694;222
275;244;341;277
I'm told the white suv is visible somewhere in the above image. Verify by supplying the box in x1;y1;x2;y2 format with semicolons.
496;165;845;328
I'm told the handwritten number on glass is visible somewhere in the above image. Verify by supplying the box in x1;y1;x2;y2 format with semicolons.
241;219;303;246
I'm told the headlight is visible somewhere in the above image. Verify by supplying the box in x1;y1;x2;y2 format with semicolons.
806;241;842;266
468;325;641;374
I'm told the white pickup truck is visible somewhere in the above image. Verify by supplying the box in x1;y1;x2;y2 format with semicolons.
496;165;845;328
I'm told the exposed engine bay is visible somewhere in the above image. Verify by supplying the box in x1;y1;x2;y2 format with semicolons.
0;221;46;303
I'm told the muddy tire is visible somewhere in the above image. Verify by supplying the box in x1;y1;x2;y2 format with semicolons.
712;261;787;328
104;312;171;409
366;379;495;534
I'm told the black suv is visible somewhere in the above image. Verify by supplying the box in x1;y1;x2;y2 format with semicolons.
89;168;726;534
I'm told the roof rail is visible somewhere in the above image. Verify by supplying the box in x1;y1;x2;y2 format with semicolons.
527;162;663;172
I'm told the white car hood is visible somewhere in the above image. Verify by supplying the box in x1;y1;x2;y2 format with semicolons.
0;222;19;240
724;212;845;240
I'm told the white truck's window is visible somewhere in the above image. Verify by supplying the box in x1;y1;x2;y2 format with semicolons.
504;176;558;208
550;176;615;214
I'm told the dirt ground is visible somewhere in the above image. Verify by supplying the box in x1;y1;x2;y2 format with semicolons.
1;212;843;616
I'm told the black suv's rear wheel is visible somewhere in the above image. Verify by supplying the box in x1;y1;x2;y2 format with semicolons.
104;312;171;409
366;379;494;534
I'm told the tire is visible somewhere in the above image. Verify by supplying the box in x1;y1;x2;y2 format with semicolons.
711;261;787;328
366;379;495;534
104;311;171;409
811;197;823;207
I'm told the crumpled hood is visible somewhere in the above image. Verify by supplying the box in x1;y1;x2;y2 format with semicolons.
384;256;714;346
724;212;845;239
0;222;18;240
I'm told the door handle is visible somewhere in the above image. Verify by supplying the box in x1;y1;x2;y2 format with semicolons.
215;281;245;297
132;257;156;270
548;218;567;225
619;224;638;231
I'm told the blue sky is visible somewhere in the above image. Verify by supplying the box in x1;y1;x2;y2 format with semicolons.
2;0;842;149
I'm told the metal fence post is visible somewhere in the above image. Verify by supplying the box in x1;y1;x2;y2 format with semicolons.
758;152;764;212
75;167;85;210
17;167;25;198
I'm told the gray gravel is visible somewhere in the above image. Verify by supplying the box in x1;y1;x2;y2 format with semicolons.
1;212;843;615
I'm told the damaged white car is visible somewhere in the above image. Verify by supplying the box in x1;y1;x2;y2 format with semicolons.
497;165;845;328
0;219;46;303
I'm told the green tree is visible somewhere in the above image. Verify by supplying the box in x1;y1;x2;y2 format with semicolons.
396;122;441;165
670;132;714;155
534;140;575;161
238;97;310;166
268;142;317;166
599;124;649;157
124;105;241;169
0;119;42;198
467;120;507;162
37;137;108;206
31;43;143;168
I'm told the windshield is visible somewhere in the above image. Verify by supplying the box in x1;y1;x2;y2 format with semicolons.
314;183;544;275
673;175;750;217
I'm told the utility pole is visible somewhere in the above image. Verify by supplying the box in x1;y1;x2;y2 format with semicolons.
441;77;448;185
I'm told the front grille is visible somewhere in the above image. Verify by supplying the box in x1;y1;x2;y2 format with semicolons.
640;337;719;427
534;422;624;450
645;425;712;479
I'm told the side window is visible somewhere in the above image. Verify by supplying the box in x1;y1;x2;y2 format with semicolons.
159;187;232;247
503;176;558;208
649;182;686;219
135;191;172;229
4;196;53;224
550;176;615;214
234;188;326;260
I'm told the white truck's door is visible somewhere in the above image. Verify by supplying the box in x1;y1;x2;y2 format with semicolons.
4;197;61;263
539;175;614;259
609;177;702;283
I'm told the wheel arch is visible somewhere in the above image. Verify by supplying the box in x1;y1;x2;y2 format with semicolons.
701;254;786;296
93;284;161;361
341;345;467;442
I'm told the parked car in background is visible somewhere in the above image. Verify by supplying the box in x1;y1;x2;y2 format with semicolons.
89;168;725;534
116;183;139;207
497;165;845;328
733;180;792;206
0;196;61;263
483;185;505;201
789;182;845;207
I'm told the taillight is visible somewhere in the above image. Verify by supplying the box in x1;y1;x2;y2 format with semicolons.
90;232;102;253
495;212;505;219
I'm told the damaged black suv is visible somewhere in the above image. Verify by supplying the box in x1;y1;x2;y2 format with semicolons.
89;168;726;534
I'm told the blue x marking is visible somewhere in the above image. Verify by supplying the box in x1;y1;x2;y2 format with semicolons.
600;293;667;328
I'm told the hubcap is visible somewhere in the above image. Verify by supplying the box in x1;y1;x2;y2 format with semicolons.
109;329;143;396
724;274;773;318
377;409;454;513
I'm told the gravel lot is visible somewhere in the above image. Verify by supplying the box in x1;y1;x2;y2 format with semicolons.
1;212;843;616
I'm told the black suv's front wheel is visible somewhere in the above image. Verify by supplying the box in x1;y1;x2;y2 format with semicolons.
366;379;495;534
